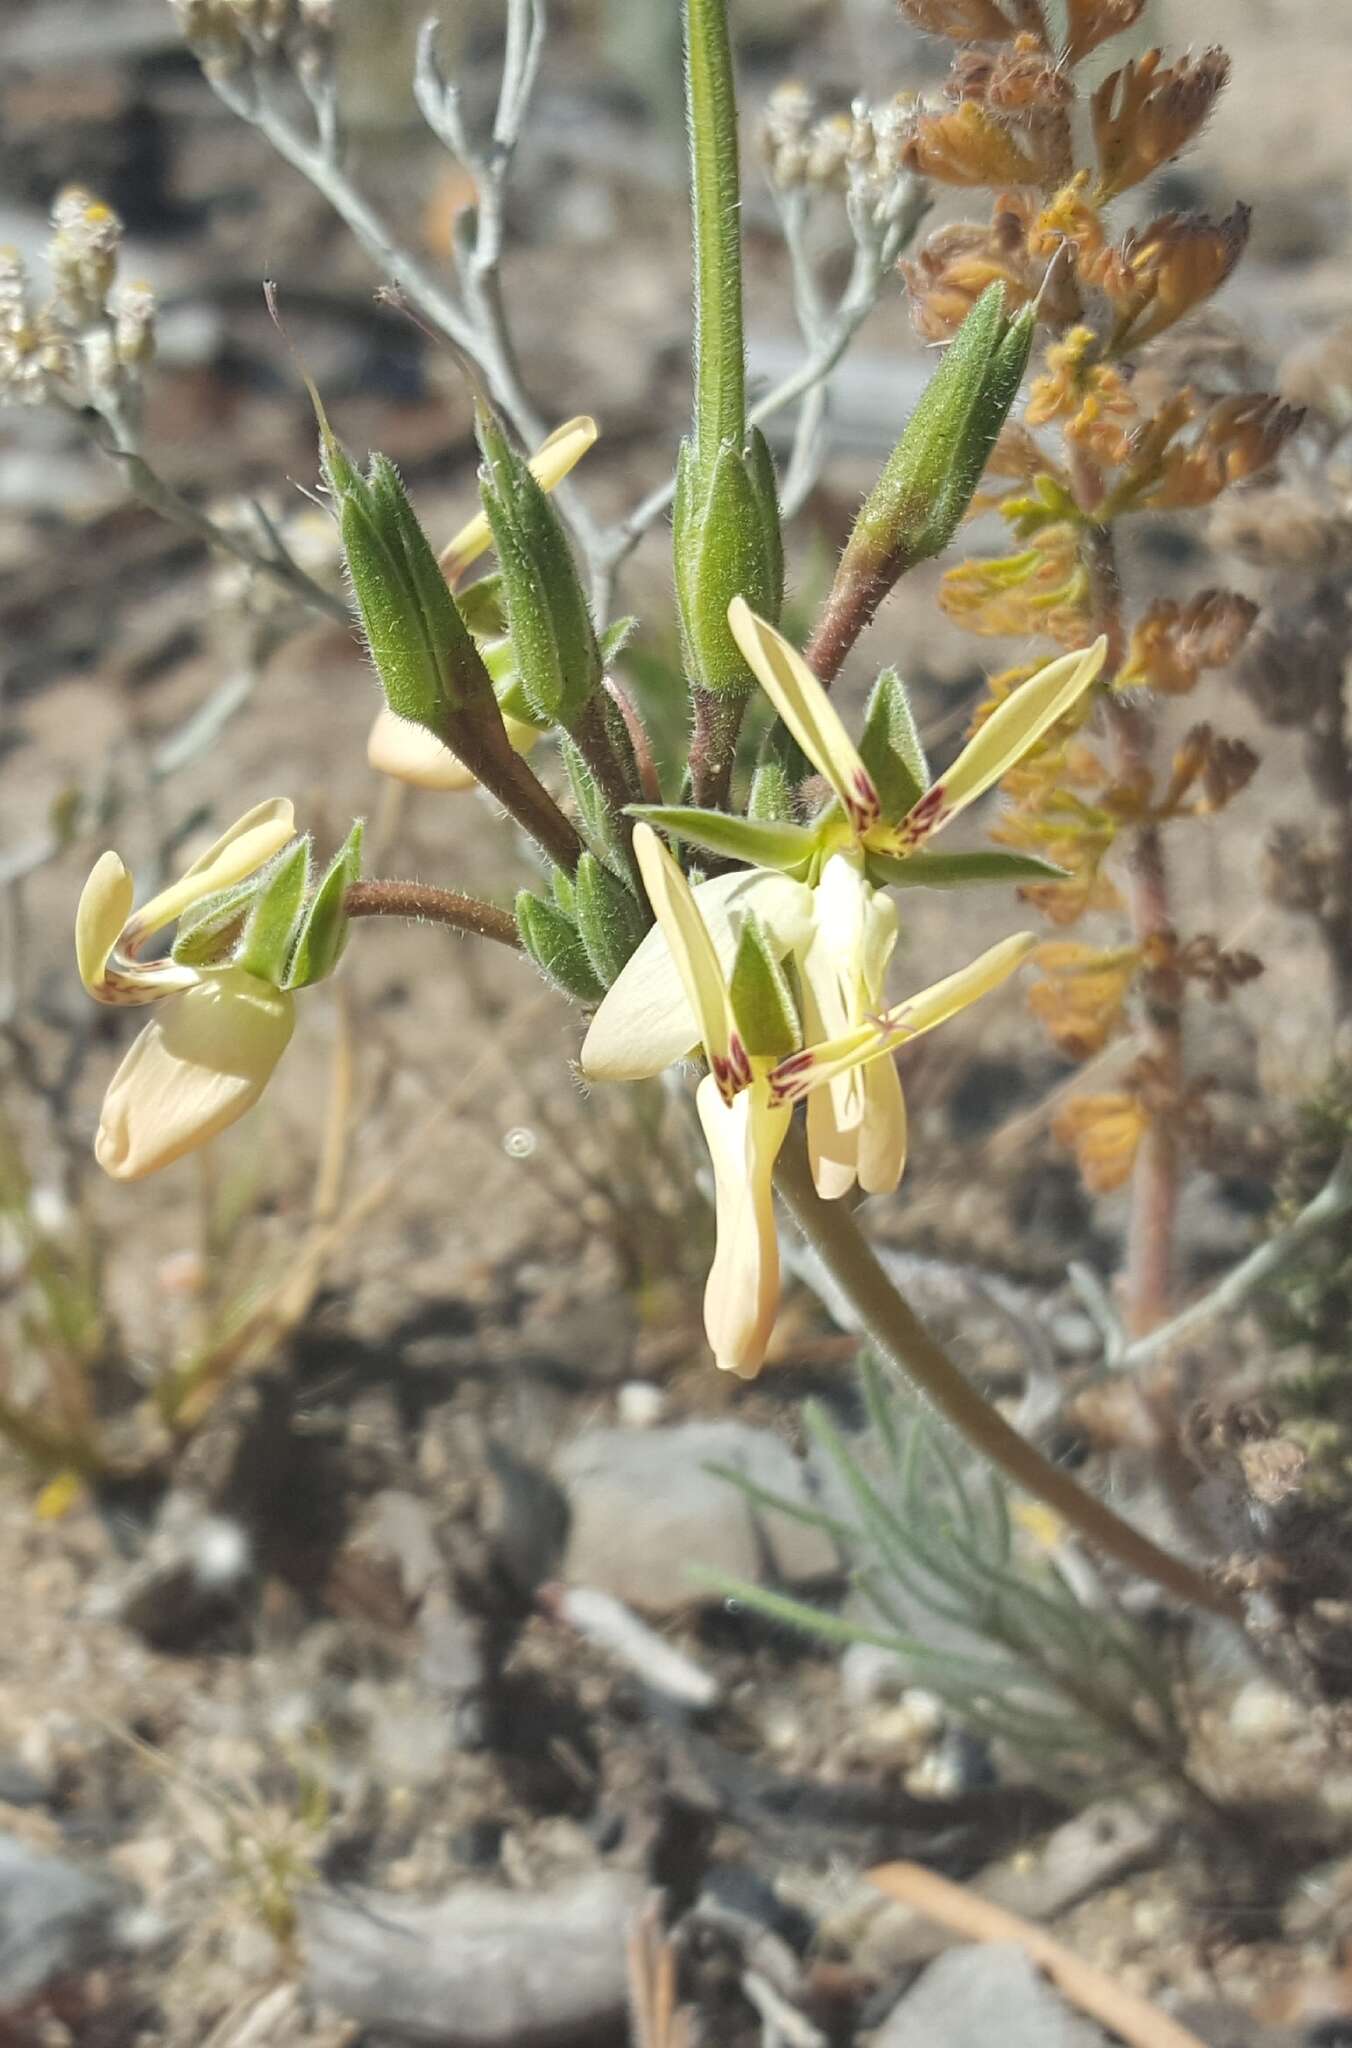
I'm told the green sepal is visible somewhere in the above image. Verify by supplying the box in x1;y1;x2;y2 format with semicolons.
237;838;311;985
599;616;639;669
865;848;1071;891
747;757;796;825
840;285;1033;590
515;888;605;1003
673;433;783;698
550;865;576;917
729;912;801;1058
559;737;618;870
573;851;648;986
170;876;261;967
336;456;494;735
629;804;818;875
858;667;930;823
286;820;364;989
477;404;601;730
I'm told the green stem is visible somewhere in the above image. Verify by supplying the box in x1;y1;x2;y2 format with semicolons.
684;0;746;459
773;1124;1239;1620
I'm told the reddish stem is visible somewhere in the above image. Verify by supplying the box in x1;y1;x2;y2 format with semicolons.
344;880;520;948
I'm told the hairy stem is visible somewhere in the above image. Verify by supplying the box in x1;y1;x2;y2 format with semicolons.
688;686;748;811
803;560;893;690
344;880;519;948
684;0;746;460
774;1125;1237;1618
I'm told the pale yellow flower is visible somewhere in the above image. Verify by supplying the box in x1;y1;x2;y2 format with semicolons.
76;801;298;1180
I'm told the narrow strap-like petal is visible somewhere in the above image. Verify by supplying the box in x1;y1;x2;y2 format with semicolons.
887;639;1108;853
696;1074;790;1378
633;822;749;1102
727;599;880;840
771;932;1035;1103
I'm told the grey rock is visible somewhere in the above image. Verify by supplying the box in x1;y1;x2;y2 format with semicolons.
301;1869;644;2045
0;1833;128;2010
871;1943;1108;2048
556;1421;839;1615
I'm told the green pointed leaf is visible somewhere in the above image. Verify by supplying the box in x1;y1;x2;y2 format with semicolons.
729;911;801;1058
516;888;605;1003
865;848;1071;890
238;838;311;984
560;736;615;866
629;804;818;875
858;667;930;822
573;851;648;986
287;820;364;988
674;436;784;697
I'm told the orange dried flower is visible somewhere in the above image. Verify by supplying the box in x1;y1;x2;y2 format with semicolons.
940;524;1091;642
1028;941;1138;1057
1053;1090;1147;1191
948;34;1074;113
902;99;1057;187
1119;589;1259;694
1139;393;1304;512
1105;206;1252;352
1091;47;1230;204
1025;325;1135;460
1157;722;1259;815
1062;0;1146;65
897;0;1024;43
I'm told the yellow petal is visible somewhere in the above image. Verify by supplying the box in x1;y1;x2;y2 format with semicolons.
368;705;474;790
439;415;598;582
94;966;294;1180
367;705;540;789
583;862;815;1084
696;1073;790;1379
124;799;297;948
634;823;748;1101
727;599;880;839
857;1054;907;1196
772;932;1036;1103
889;639;1107;852
76;850;134;993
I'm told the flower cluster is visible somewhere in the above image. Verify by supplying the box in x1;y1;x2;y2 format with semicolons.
582;603;1105;1374
0;190;155;418
77;802;361;1179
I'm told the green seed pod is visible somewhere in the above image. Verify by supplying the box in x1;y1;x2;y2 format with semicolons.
673;430;784;697
838;285;1035;595
477;403;602;730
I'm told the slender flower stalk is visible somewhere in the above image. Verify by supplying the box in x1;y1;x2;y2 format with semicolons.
773;1125;1237;1618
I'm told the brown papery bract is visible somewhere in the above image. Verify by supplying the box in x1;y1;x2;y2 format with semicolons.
1091;47;1231;203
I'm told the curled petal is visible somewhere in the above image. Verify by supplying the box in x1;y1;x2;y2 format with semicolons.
807;1037;908;1200
439;415;598;583
76;851;134;993
94;966;295;1181
696;1073;791;1379
124;799;297;949
581;867;814;1082
727;599;880;840
889;639;1108;852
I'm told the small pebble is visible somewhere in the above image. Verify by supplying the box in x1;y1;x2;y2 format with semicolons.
616;1381;667;1429
1228;1679;1299;1743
